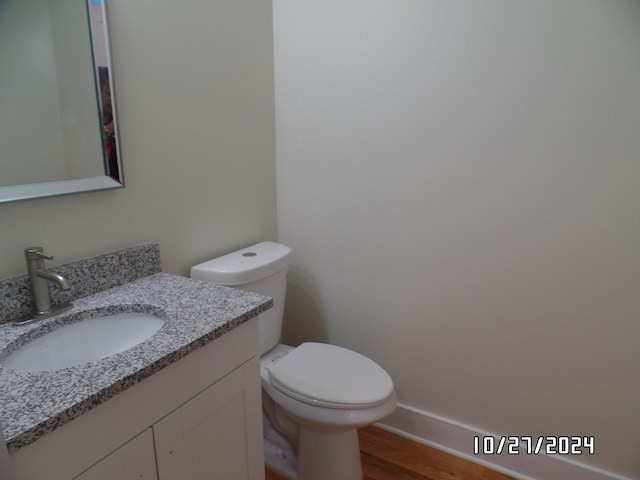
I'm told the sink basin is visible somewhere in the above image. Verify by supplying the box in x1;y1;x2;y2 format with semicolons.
1;312;165;372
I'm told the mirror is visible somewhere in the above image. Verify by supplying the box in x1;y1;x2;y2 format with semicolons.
0;0;122;203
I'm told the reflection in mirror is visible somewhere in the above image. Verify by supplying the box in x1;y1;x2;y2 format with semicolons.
0;0;122;203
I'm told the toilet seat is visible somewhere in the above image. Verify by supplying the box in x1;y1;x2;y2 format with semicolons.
268;342;394;409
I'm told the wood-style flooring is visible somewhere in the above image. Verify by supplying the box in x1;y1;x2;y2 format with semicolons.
265;426;516;480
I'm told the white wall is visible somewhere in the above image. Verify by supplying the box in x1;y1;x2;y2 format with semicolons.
0;0;276;278
274;1;640;478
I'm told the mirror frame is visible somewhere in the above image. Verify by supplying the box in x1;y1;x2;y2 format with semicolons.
0;0;123;204
0;176;122;203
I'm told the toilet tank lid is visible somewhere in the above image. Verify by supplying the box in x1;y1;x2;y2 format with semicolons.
191;241;291;286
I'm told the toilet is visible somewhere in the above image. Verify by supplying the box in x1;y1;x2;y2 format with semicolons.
191;241;396;480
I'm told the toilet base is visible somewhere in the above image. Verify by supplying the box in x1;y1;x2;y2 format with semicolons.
264;438;297;479
264;427;363;480
297;428;362;480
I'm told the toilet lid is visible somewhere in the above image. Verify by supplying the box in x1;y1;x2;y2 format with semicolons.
268;342;394;409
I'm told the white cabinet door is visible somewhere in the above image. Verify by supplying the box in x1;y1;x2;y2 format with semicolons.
154;360;264;480
73;429;157;480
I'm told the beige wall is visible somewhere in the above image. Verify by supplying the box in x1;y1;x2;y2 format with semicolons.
275;1;640;477
0;0;276;278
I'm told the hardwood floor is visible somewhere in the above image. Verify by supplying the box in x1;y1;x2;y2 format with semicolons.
265;426;516;480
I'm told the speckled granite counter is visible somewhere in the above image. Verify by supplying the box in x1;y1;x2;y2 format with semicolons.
0;243;161;324
0;273;271;453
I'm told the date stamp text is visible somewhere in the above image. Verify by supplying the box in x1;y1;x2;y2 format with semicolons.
473;436;595;455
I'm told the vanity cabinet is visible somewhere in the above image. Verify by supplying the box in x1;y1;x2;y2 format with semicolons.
9;320;265;480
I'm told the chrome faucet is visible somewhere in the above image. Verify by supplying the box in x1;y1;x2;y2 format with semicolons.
24;246;72;319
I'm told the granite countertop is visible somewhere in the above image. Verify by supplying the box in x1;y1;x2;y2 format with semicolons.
0;272;272;453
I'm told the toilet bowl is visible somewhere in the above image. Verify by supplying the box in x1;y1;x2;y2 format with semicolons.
191;242;397;479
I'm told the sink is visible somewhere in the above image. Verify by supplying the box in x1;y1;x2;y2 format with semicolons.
1;312;165;372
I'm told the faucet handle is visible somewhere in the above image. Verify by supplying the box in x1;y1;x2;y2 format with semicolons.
24;247;54;261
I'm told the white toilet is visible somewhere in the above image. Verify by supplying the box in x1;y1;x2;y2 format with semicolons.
191;241;396;480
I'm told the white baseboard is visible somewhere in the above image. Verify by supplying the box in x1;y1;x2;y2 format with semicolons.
376;403;632;480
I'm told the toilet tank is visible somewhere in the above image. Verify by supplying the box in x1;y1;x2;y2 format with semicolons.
190;241;292;355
